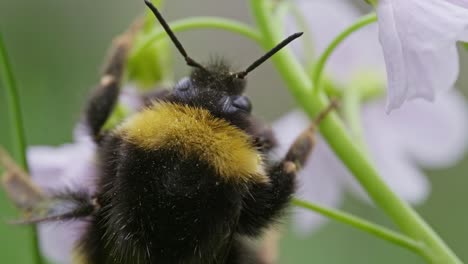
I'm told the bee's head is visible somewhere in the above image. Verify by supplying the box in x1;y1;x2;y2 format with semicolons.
169;60;252;129
190;59;246;95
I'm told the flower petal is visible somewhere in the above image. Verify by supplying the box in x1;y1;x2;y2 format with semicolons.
38;221;86;264
294;0;385;82
28;141;96;191
447;0;468;9
359;100;432;203
28;138;97;263
377;0;468;111
120;85;144;111
27;146;72;182
347;148;431;204
371;90;468;168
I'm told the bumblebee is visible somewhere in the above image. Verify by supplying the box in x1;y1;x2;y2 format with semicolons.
1;1;336;263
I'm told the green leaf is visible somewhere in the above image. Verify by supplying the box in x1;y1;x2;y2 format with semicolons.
0;33;45;264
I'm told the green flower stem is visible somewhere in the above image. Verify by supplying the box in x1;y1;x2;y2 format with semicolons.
249;1;461;263
365;0;379;8
289;4;315;65
293;198;425;254
311;13;377;89
343;86;366;149
360;82;385;102
273;0;290;30
131;17;261;60
0;34;44;264
322;77;385;103
0;36;27;168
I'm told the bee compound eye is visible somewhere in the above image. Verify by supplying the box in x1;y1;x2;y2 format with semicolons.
231;96;252;113
174;77;191;91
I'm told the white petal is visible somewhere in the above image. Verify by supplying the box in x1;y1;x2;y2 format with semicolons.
293;0;360;59
28;141;96;191
377;0;468;111
28;144;85;190
72;122;93;143
38;221;86;264
404;45;459;101
359;101;431;203
447;0;468;9
27;146;71;180
271;110;309;159
120;85;144;111
365;90;468;167
294;0;385;82
377;1;411;110
28;140;97;264
272;111;344;234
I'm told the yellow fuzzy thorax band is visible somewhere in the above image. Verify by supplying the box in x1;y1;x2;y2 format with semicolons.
117;102;267;184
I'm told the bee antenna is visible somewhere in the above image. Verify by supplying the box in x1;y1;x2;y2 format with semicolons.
233;32;303;79
144;0;207;71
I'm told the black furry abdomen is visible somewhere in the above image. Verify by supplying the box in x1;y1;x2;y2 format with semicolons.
79;136;245;264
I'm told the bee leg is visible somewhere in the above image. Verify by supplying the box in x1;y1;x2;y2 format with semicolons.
85;23;140;143
0;148;99;224
236;152;301;237
252;126;277;153
237;101;338;237
0;148;46;210
247;118;277;153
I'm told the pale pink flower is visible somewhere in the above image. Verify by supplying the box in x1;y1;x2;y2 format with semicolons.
27;131;93;263
376;0;468;111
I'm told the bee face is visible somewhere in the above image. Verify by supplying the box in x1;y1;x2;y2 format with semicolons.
169;69;253;130
172;77;251;111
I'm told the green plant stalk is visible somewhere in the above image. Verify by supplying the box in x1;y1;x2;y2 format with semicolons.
312;13;377;89
131;17;261;61
322;77;385;103
0;37;27;168
273;0;290;30
289;4;315;64
249;0;461;263
293;198;425;254
343;86;367;149
0;34;44;264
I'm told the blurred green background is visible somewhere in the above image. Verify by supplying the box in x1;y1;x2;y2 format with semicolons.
1;1;467;263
